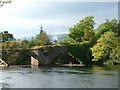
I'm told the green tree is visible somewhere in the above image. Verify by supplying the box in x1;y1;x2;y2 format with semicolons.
68;16;96;43
83;29;96;44
95;19;119;39
91;31;119;64
28;30;51;47
0;31;14;42
28;37;38;47
109;37;120;60
39;31;51;45
58;37;76;45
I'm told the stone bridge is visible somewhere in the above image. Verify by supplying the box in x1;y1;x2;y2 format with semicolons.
0;45;68;66
29;46;68;66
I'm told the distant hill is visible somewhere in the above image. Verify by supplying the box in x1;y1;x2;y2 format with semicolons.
19;33;68;42
18;37;33;41
50;33;67;42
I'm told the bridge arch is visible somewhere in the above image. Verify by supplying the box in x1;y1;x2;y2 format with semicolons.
30;46;68;66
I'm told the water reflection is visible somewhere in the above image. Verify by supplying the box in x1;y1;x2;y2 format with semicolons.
0;65;119;88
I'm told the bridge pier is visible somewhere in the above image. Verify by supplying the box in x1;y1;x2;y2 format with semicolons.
31;56;39;66
0;58;8;67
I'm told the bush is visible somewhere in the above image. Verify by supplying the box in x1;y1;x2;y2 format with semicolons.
67;41;92;65
54;41;93;65
104;59;120;65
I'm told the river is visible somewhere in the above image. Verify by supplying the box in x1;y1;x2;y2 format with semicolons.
0;65;119;88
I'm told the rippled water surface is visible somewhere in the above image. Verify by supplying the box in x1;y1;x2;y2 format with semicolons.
0;65;119;88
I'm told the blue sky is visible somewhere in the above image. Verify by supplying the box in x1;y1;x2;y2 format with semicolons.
0;0;119;39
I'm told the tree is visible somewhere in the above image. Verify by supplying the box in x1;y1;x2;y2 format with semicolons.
28;37;38;47
91;31;119;64
83;29;96;44
109;36;120;60
28;30;51;47
95;19;119;39
68;16;96;43
0;31;14;42
58;37;76;45
39;31;51;45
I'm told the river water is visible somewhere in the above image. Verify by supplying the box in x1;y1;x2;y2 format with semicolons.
0;65;119;88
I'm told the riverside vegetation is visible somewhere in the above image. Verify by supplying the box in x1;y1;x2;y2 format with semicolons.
0;16;119;66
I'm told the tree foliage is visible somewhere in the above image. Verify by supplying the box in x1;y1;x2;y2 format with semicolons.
67;41;92;65
91;31;119;63
95;19;119;39
28;30;51;47
39;31;51;45
0;31;14;42
68;16;96;43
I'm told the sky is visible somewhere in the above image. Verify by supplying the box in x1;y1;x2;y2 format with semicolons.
0;0;119;39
